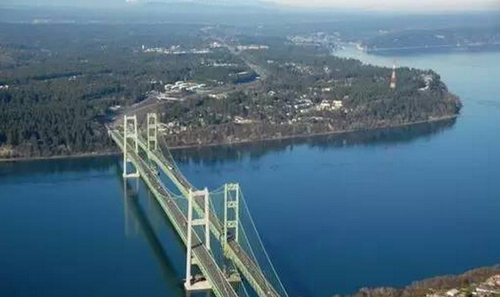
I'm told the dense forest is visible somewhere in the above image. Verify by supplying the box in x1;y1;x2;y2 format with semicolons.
0;24;252;158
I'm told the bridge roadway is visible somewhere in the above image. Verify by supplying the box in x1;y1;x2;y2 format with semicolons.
138;134;282;297
110;130;238;297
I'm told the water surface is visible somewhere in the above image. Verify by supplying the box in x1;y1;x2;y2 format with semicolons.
1;49;500;297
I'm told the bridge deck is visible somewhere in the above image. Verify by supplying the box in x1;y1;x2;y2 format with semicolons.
110;130;238;297
146;136;282;297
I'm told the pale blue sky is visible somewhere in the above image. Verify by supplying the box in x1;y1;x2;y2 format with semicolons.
267;0;499;11
3;0;499;11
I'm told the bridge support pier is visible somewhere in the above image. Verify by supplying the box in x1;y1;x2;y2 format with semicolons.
185;188;212;292
123;115;140;178
223;183;239;251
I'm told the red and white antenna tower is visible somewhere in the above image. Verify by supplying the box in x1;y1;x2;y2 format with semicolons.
390;61;397;89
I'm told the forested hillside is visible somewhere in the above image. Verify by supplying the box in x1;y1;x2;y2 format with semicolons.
0;23;461;158
0;24;252;158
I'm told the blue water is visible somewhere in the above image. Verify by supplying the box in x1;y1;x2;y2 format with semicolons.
1;49;500;297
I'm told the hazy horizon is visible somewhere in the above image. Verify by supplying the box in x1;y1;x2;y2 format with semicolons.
264;0;500;12
2;0;499;12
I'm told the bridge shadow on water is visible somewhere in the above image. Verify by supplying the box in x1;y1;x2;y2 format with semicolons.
116;168;239;297
114;156;260;297
113;164;216;297
117;173;187;296
171;118;457;166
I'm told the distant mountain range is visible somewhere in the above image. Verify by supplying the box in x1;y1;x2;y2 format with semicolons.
0;0;284;24
120;0;282;16
126;0;276;8
0;0;279;10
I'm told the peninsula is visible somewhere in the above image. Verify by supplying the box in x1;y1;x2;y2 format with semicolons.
0;23;461;159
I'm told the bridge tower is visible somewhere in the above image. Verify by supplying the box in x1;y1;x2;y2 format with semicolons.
123;115;140;178
147;113;158;151
185;188;212;292
223;183;240;251
146;113;159;174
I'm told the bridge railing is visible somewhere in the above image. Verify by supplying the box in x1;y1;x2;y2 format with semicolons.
115;125;288;297
156;133;289;297
110;129;239;297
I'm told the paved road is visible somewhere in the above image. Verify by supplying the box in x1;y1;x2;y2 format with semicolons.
151;138;282;297
114;130;283;297
111;130;238;297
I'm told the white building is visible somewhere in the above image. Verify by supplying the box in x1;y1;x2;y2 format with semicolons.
446;289;460;297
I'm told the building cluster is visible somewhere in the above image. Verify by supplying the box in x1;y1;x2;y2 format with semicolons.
426;275;500;297
288;32;340;49
109;105;121;111
293;98;345;114
202;61;240;68
266;89;348;118
293;97;313;110
355;43;368;51
158;121;187;134
235;45;269;51
142;45;211;55
233;116;254;125
148;91;181;101
209;93;228;100
419;73;435;91
164;81;206;93
146;81;207;101
209;42;223;48
316;100;343;111
228;71;251;77
283;62;314;75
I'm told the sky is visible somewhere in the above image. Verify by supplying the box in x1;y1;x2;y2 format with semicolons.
2;0;499;12
268;0;500;11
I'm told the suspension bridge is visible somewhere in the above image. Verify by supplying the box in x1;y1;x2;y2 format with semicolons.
108;113;288;297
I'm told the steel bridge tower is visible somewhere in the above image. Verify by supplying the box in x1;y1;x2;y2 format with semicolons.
146;113;159;173
223;183;240;251
109;115;286;297
185;188;212;292
147;113;158;152
123;115;140;178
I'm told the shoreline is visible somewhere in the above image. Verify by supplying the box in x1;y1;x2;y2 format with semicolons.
0;151;120;163
167;114;459;151
345;264;500;297
0;114;458;163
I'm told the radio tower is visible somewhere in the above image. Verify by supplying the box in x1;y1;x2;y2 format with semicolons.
390;62;397;89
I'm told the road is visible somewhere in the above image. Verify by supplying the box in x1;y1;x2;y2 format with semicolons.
110;130;239;297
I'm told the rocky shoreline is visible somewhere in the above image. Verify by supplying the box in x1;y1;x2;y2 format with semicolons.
343;266;500;297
